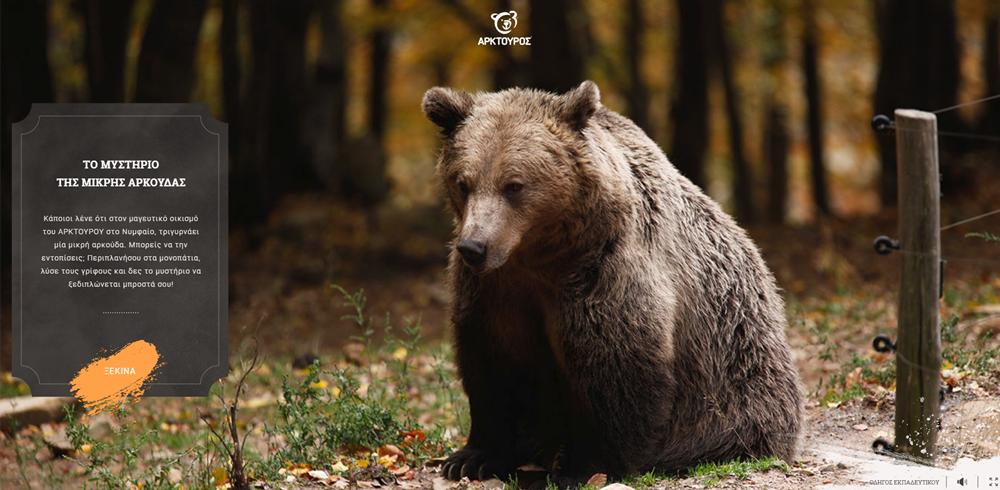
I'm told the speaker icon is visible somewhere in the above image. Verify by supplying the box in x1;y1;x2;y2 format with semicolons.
957;477;967;486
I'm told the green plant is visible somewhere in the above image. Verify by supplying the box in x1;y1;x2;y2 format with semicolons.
621;470;665;489
966;231;1000;243
501;474;521;490
941;313;1000;375
201;338;262;490
821;351;894;403
689;456;789;486
64;404;209;490
5;415;68;489
259;286;458;479
809;320;840;362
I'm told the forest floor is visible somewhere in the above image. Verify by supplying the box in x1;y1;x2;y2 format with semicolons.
3;162;1000;489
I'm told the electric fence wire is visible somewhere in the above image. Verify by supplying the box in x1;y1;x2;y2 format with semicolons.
940;208;1000;231
932;93;1000;115
889;248;1000;266
861;94;1000;443
876;97;1000;231
890;125;1000;144
877;91;1000;142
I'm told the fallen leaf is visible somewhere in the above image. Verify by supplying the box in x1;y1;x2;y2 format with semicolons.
308;470;331;481
212;467;229;486
379;444;405;459
852;423;869;431
587;473;608;487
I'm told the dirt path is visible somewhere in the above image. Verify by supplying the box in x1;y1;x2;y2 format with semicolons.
650;395;1000;490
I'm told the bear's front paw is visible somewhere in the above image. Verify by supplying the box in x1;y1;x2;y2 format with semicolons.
441;447;515;481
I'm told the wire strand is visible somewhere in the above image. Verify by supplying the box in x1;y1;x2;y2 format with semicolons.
891;312;1000;376
955;312;1000;334
890;249;1000;266
933;93;1000;114
890;125;1000;144
941;207;1000;231
937;130;1000;144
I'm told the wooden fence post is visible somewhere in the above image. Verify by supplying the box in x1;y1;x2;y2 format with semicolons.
893;109;941;462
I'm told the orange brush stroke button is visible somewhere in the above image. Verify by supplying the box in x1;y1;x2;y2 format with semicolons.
69;340;162;416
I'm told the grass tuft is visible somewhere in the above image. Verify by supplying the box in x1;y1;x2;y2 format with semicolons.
689;456;789;486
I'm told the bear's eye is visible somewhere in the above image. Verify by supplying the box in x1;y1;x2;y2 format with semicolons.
458;181;469;195
504;182;524;196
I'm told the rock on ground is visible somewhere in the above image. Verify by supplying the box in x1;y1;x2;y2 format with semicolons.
0;396;78;430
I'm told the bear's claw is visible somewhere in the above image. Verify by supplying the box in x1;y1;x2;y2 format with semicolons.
441;448;513;481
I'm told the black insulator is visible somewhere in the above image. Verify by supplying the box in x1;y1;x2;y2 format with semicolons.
871;114;895;133
873;236;900;255
872;438;894;454
873;334;896;353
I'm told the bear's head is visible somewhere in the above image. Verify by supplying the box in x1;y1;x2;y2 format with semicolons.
490;11;517;34
422;81;601;274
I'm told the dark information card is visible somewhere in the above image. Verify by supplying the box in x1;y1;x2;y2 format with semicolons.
12;104;228;397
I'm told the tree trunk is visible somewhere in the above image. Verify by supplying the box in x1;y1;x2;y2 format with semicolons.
761;0;789;223
220;0;241;125
1;0;54;372
307;0;348;191
803;0;829;216
260;0;315;193
232;0;318;224
872;0;960;206
668;0;710;189
528;0;584;93
766;107;788;223
710;0;753;223
625;0;649;131
340;0;392;204
232;0;275;225
134;0;207;102
370;0;390;140
81;0;135;102
980;4;1000;135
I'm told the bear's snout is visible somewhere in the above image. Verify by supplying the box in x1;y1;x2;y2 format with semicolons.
457;239;488;268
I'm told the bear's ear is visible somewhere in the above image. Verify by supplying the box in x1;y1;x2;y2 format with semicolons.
422;87;474;136
557;80;600;131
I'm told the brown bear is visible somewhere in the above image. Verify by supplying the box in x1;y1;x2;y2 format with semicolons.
422;81;802;486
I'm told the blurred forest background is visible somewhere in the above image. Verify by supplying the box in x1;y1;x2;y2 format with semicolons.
2;0;1000;370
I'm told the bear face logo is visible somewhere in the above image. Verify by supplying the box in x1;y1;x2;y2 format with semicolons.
491;11;517;35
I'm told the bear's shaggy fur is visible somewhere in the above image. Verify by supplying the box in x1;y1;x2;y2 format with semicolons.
422;81;802;485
